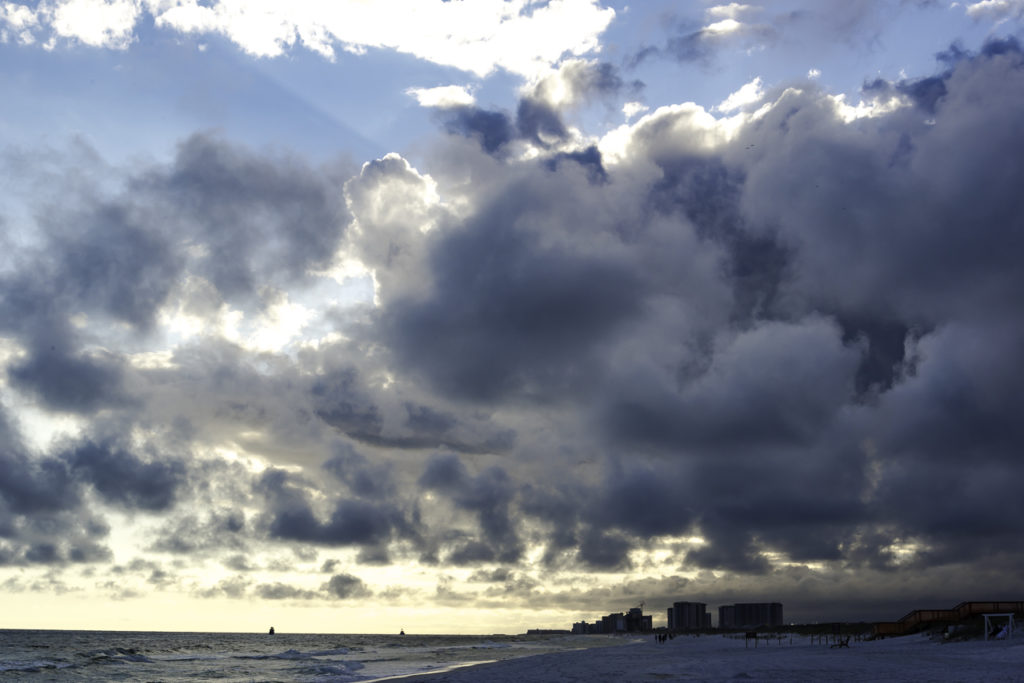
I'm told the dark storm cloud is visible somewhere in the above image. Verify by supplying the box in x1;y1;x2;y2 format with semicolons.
515;98;568;147
838;315;920;395
314;371;515;453
703;41;1024;570
577;528;633;571
0;407;115;567
440;61;635;156
148;509;249;554
6;346;128;415
468;567;514;583
4;27;1024;620
862;75;948;115
256;582;320;600
194;576;251;599
479;561;1024;624
740;41;1024;322
317;499;403;546
311;366;384;441
854;321;1024;566
419;454;522;564
67;541;113;564
442;106;517;154
604;319;859;452
518;482;585;566
47;203;183;330
403;403;457;440
223;554;254;571
358;37;1024;588
349;32;1024;591
23;544;60;564
0;165;182;344
109;558;176;588
0;131;348;371
62;439;188;511
0;271;128;414
134;134;350;299
0;423;77;516
380;184;644;402
258;468;409;548
563;61;637;97
591;463;693;539
0;518;113;567
664;29;716;64
1;427;202;564
544;146;608;184
0;132;353;460
323;443;396;499
324;572;372;599
683;462;850;574
0;135;363;573
440;99;568;154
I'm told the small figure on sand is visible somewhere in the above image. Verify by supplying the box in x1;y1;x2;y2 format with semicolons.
269;626;275;635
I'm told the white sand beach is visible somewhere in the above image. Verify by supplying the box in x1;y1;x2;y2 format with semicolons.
400;633;1024;682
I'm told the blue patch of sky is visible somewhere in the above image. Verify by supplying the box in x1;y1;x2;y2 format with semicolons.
599;0;1006;118
2;0;1016;171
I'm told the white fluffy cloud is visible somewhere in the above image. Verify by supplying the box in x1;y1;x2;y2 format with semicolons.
0;0;140;48
0;3;38;30
50;0;139;48
622;101;649;120
5;0;615;77
963;0;1024;21
406;85;476;109
715;77;764;113
703;18;742;35
706;3;753;20
0;2;38;44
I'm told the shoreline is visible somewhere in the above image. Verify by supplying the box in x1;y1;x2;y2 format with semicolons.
371;632;1024;682
358;638;641;683
361;636;643;683
361;659;500;683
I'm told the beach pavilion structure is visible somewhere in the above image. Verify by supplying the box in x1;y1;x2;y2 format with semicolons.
983;613;1015;641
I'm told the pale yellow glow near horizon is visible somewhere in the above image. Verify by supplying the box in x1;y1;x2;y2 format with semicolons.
0;535;678;635
0;589;586;635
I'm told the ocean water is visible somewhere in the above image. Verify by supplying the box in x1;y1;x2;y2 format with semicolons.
0;629;624;681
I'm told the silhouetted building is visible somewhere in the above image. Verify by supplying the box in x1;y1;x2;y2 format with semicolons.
572;620;604;634
718;603;784;629
574;607;652;634
626;607;653;633
669;601;707;630
602;612;626;633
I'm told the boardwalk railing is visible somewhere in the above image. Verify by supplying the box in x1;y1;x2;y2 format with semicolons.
874;601;1024;636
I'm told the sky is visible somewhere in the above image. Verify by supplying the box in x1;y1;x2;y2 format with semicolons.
1;0;1024;635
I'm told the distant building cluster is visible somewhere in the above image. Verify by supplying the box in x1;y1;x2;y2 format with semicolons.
572;607;652;634
718;603;784;630
668;601;712;630
570;601;783;634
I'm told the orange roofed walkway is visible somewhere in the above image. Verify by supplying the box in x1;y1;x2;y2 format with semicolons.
874;601;1024;637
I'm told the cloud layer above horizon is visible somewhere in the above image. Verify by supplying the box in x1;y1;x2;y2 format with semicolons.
1;0;614;77
3;1;1024;629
